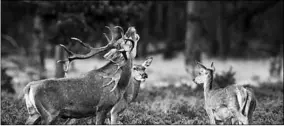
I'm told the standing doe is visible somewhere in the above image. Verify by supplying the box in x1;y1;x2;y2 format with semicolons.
193;61;256;124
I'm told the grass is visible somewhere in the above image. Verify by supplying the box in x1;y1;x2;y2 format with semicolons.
1;81;283;125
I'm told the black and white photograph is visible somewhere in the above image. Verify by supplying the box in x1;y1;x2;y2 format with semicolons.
1;1;283;125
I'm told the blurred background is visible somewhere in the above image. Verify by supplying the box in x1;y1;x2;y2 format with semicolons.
1;1;283;125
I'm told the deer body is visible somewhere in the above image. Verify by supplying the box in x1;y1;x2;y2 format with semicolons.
24;26;140;125
24;59;131;123
193;62;256;125
125;77;142;102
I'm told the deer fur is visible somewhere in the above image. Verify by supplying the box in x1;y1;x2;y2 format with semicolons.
64;57;153;125
193;62;256;124
24;26;140;125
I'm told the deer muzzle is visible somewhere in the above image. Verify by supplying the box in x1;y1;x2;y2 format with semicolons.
142;73;148;79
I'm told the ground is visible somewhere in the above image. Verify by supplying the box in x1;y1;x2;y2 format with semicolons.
1;53;283;124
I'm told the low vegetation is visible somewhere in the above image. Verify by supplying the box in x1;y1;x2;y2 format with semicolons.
1;80;283;125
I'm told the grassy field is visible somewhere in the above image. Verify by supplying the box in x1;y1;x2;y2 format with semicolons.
1;53;283;124
1;81;283;125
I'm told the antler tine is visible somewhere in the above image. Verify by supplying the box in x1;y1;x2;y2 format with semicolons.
103;26;114;43
103;33;111;43
58;37;116;65
59;44;74;56
56;26;121;74
114;26;124;38
71;37;92;49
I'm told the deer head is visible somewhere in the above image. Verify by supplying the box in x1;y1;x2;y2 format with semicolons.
123;27;140;58
193;61;215;85
132;57;153;82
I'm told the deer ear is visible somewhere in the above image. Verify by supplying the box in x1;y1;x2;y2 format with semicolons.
142;57;153;67
195;61;206;70
211;62;215;72
135;34;140;42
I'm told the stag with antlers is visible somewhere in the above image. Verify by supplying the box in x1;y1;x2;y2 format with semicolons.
23;26;140;125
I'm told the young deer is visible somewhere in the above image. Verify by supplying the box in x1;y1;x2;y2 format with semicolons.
23;26;140;125
193;62;256;125
64;57;153;125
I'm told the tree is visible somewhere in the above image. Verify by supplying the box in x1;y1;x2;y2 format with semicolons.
137;2;152;58
54;45;66;78
184;1;203;78
163;1;178;59
216;2;230;59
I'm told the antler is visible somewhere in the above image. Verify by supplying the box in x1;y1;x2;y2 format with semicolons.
103;26;124;43
57;26;121;71
103;26;113;43
57;26;127;73
114;26;124;39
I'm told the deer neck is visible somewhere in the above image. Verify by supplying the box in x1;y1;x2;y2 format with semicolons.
203;77;213;102
126;77;141;102
98;61;121;73
117;55;133;89
131;42;138;58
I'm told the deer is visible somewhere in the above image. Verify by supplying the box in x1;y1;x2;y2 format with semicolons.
23;26;140;125
193;61;256;125
64;57;153;125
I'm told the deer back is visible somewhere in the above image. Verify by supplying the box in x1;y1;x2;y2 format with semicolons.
206;85;242;109
26;60;130;117
206;85;254;113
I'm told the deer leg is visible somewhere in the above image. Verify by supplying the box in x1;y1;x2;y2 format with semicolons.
231;118;239;124
246;93;256;124
230;109;248;125
247;102;255;124
25;106;41;124
96;110;108;125
25;93;41;125
206;109;216;124
39;111;59;125
63;118;78;125
36;103;59;125
25;114;41;125
110;98;127;125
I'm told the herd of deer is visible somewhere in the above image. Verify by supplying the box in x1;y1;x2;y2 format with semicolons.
23;26;257;125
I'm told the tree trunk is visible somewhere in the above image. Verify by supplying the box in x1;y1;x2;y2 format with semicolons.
54;45;65;78
184;1;202;78
216;2;230;59
154;2;163;38
202;2;219;57
139;8;150;58
33;15;46;79
163;1;177;59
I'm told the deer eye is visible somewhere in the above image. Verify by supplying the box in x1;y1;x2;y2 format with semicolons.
133;67;137;70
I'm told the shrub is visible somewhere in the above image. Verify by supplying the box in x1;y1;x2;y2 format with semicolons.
214;66;236;88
